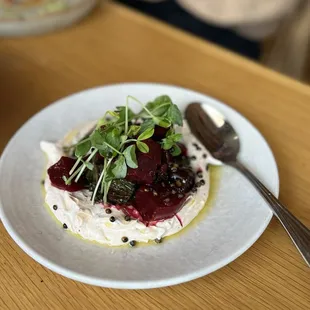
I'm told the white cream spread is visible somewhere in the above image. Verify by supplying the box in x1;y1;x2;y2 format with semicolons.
41;121;211;246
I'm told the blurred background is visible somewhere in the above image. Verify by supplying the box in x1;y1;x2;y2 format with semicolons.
114;0;310;83
1;0;309;82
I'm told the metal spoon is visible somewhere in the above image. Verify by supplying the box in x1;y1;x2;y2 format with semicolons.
185;103;310;266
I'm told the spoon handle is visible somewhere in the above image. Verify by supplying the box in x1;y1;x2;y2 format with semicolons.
231;161;310;267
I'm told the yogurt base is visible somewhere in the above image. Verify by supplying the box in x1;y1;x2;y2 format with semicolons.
41;121;211;246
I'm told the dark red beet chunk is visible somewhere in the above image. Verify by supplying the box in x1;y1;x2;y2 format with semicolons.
47;156;86;192
126;139;162;184
177;143;187;156
133;184;187;223
153;126;169;141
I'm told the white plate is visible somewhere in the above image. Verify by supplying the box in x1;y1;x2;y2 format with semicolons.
0;83;279;289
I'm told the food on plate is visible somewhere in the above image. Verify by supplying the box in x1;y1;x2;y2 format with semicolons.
41;95;211;246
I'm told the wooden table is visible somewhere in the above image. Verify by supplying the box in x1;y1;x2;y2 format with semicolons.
0;2;309;309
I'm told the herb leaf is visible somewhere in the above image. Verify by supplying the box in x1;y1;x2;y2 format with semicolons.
105;127;121;150
156;117;171;128
75;139;91;157
161;132;182;150
167;104;183;126
136;141;149;153
112;156;127;179
127;125;141;137
96;110;119;128
116;106;135;124
123;145;138;168
140;119;155;133
105;165;116;182
81;160;94;171
171;144;182;156
170;133;182;142
161;138;174;150
148;95;172;117
90;130;104;147
138;127;154;141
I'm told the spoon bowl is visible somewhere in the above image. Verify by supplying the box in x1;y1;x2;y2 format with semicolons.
185;102;310;267
185;103;240;163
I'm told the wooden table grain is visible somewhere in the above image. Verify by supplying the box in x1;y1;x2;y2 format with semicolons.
0;2;309;309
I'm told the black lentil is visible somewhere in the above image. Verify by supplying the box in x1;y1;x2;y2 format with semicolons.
125;215;131;222
190;156;197;160
41;180;45;185
155;238;162;244
191;187;197;193
121;236;129;243
197;171;203;178
53;205;58;211
200;179;206;186
110;216;116;222
63;223;68;229
196;182;202;188
203;154;207;159
193;143;201;151
105;208;112;214
129;240;136;247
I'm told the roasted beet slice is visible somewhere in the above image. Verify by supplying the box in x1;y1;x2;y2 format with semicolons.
126;139;162;184
177;143;187;156
133;184;187;223
47;156;86;192
169;166;195;193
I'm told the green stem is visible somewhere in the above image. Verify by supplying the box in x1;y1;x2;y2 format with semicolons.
91;166;106;205
127;95;154;118
65;166;83;185
121;138;137;147
69;156;82;175
100;158;107;194
90;157;112;205
74;149;98;183
103;142;122;155
63;138;90;152
125;96;129;135
103;180;112;205
151;102;170;115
